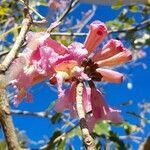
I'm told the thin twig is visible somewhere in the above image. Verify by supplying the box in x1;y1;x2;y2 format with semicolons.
47;0;79;32
39;123;79;150
57;0;79;23
0;50;9;58
76;82;96;150
11;109;52;119
109;19;150;34
50;32;87;36
19;0;45;20
49;19;150;37
11;109;80;150
33;19;48;26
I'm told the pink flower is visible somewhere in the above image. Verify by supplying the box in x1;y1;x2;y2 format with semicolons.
53;20;132;130
9;20;132;130
55;82;123;131
9;33;88;104
92;39;125;61
8;32;69;104
87;85;123;131
96;68;124;83
84;20;108;54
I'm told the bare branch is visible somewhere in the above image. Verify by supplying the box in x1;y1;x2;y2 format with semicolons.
81;0;148;5
19;0;45;20
47;0;79;32
109;19;150;34
76;82;96;150
50;19;150;37
50;32;87;36
11;109;52;119
0;1;32;149
33;19;48;26
0;1;32;72
0;51;9;58
139;136;150;150
0;74;20;150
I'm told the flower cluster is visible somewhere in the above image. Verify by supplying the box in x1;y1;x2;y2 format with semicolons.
9;20;132;130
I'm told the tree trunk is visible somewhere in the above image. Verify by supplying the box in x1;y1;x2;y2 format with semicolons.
0;74;20;150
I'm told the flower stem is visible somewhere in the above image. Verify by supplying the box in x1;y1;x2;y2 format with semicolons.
76;82;96;150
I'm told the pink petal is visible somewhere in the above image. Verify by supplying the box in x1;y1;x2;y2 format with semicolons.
55;73;65;98
84;20;108;54
97;49;132;67
82;87;92;113
68;42;88;63
96;68;124;83
90;87;109;118
92;39;124;62
87;87;123;131
25;32;49;57
55;82;77;117
106;108;123;123
32;46;55;75
87;115;97;132
87;107;123;131
8;55;49;105
54;60;78;73
44;36;68;55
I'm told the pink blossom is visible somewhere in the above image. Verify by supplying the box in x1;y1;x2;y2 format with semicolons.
9;32;69;104
87;86;123;131
55;82;77;117
97;49;132;67
9;20;132;130
96;68;124;83
84;20;108;54
92;39;125;61
9;33;88;104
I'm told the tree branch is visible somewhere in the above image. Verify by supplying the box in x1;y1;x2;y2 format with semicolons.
47;0;79;32
0;1;32;149
0;8;32;72
49;19;150;37
19;0;45;20
81;0;148;5
11;109;52;119
109;19;150;34
0;75;20;150
0;50;9;58
76;82;96;150
0;0;34;72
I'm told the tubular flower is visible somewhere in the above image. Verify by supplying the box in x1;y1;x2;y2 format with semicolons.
9;20;132;130
54;20;132;130
84;20;108;54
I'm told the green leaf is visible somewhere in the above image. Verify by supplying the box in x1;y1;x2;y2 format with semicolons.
67;127;82;139
93;121;110;136
57;139;66;150
43;130;62;150
121;122;141;135
0;6;9;16
51;113;62;124
109;131;128;150
112;0;123;10
125;17;135;25
106;20;122;30
129;5;138;12
0;140;7;149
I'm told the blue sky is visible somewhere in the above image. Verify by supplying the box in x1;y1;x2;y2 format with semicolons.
1;2;149;149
